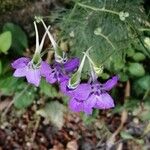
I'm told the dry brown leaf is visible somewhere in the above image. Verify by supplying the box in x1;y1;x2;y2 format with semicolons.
0;100;10;111
66;140;78;150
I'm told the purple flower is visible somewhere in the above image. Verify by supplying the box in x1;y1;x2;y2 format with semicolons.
60;76;119;114
11;57;50;86
45;57;80;84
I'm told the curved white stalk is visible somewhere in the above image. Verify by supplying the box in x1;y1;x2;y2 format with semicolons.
83;51;103;76
39;25;50;52
68;47;92;89
34;21;40;53
40;19;57;50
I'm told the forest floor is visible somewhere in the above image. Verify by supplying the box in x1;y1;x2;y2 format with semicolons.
0;101;149;150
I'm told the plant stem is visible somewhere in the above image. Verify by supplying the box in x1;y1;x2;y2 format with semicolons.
98;32;115;49
138;28;150;32
78;3;119;16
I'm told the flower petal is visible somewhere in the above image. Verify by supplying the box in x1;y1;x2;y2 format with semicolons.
58;73;69;83
13;67;27;77
60;80;91;100
45;72;57;84
59;79;74;97
26;69;41;86
102;76;119;91
72;83;91;100
11;57;30;69
83;94;97;115
40;61;52;77
69;98;83;112
95;93;115;109
64;58;80;72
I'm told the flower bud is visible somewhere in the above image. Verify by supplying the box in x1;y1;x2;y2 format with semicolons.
68;48;90;89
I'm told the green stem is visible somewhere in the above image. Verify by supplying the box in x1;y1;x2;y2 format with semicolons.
138;28;150;32
126;21;150;58
98;32;115;49
77;2;119;16
143;89;150;100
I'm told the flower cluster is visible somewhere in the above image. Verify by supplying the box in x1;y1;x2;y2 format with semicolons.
11;19;118;115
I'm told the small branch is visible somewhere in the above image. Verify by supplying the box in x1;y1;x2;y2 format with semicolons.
78;3;119;16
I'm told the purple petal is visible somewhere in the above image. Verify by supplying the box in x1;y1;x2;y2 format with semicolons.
69;98;83;112
59;79;74;97
60;79;68;94
40;61;52;77
83;94;97;115
26;69;41;87
11;57;30;69
58;74;69;83
95;93;115;109
72;83;91;100
102;76;119;91
13;67;27;77
45;72;57;84
60;80;91;100
64;58;80;72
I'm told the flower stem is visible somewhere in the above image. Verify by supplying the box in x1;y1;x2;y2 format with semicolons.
34;21;40;53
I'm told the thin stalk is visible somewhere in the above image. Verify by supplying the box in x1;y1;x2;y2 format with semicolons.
34;22;40;53
98;32;115;49
78;3;119;16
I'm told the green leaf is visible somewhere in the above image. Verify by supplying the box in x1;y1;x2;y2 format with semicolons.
0;76;19;95
126;48;135;57
120;131;134;140
136;75;150;90
118;72;128;82
132;52;146;61
0;60;2;74
114;58;125;71
14;86;35;109
0;31;12;53
140;109;150;121
101;72;110;80
60;0;147;75
37;101;66;129
128;63;145;77
3;23;28;53
40;79;58;98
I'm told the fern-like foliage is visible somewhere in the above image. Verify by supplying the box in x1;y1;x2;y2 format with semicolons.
59;0;150;74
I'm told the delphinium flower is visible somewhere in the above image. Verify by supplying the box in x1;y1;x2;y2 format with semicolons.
45;57;80;84
39;19;80;84
11;22;51;86
60;50;119;115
